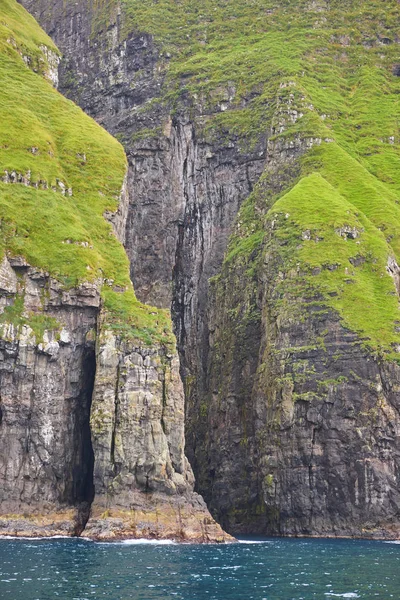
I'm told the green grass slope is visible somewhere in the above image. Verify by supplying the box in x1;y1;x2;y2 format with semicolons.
267;172;400;354
106;0;400;354
0;0;173;345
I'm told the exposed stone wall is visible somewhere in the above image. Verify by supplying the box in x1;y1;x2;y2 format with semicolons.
0;258;98;536
18;0;266;520
203;243;400;537
18;0;400;541
85;323;230;541
0;252;230;540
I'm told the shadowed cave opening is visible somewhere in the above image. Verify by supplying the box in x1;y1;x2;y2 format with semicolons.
70;345;96;536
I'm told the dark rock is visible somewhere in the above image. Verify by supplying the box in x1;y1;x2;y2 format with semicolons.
17;0;400;542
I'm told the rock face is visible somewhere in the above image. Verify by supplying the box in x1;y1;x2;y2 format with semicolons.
201;247;400;538
254;313;400;539
0;1;230;543
85;318;229;541
17;0;400;540
0;257;227;541
0;261;98;537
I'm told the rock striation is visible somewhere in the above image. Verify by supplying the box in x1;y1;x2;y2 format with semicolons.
0;0;230;543
0;261;97;538
85;315;229;541
0;256;228;541
17;0;400;539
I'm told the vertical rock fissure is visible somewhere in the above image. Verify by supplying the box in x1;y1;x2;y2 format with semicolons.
172;222;187;369
309;427;316;492
308;426;317;528
110;361;120;474
72;346;96;536
161;362;167;435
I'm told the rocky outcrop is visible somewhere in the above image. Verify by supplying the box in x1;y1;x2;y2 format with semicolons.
85;317;230;541
251;304;400;539
0;260;98;537
0;254;229;541
201;239;400;538
18;0;400;541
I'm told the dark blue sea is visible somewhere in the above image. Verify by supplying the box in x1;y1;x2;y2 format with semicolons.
0;536;399;599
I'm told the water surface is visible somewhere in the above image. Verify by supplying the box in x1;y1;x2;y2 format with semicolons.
0;536;399;599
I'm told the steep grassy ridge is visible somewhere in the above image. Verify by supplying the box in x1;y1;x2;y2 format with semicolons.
0;0;173;344
113;0;400;353
266;173;400;354
118;0;400;144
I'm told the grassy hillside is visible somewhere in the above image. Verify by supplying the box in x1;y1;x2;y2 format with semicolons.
0;0;173;345
118;0;400;148
110;0;400;354
4;0;400;352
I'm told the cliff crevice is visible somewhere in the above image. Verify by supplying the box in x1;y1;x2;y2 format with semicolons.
0;0;230;542
15;0;400;539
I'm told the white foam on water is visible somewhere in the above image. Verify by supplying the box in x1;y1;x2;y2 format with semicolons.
325;594;360;598
97;538;177;546
209;565;242;570
0;535;178;546
384;540;400;544
238;540;271;544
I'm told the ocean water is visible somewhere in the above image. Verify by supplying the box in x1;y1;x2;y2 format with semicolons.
0;536;399;599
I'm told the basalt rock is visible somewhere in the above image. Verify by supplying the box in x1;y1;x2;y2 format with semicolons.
0;1;230;543
0;262;98;537
0;257;229;541
202;239;400;537
18;0;400;540
85;316;231;542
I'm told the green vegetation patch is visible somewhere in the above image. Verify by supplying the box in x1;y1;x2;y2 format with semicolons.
116;0;400;145
0;292;61;342
0;0;172;346
267;173;400;353
0;0;58;75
